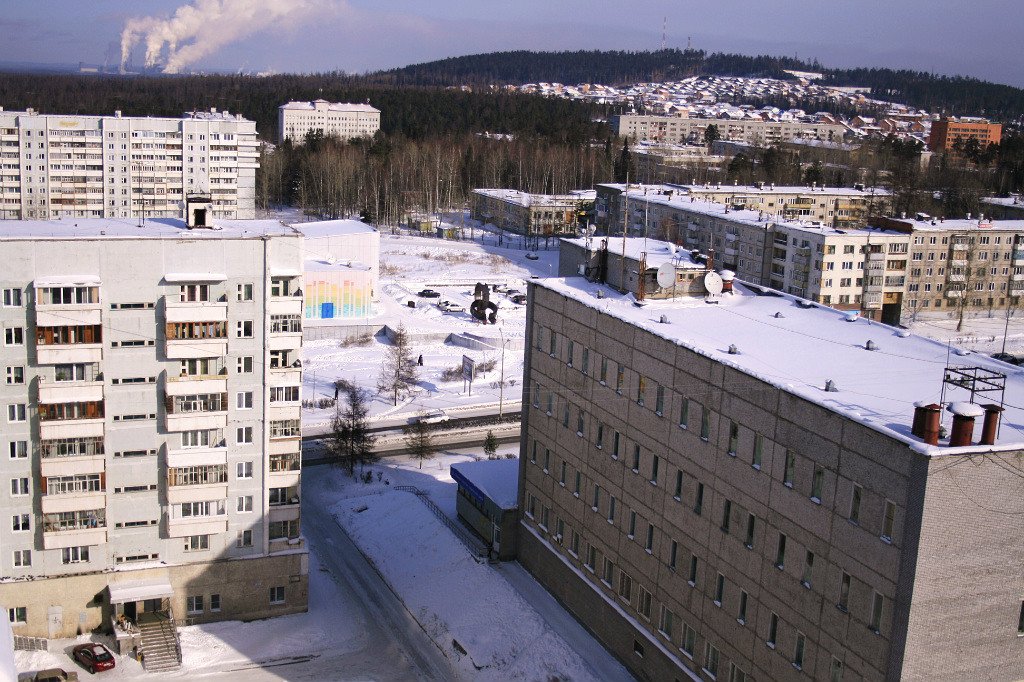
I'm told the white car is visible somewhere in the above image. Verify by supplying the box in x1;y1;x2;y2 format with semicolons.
417;410;450;424
438;300;465;313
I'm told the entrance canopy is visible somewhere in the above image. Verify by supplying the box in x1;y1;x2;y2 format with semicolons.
108;580;174;604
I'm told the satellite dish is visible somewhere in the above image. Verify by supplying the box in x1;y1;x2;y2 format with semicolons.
704;271;724;296
656;262;676;289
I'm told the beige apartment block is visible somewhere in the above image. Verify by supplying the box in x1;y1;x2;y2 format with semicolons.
518;276;1024;682
278;100;381;144
0;107;258;221
470;189;596;236
612;114;847;147
0;206;307;644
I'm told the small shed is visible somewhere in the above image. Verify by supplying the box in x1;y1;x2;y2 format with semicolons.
450;459;519;560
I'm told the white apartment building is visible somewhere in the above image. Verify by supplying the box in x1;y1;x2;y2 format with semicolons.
0;202;307;652
278;100;381;144
612;114;847;147
0;106;258;222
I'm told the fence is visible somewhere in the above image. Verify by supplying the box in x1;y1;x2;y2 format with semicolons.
394;485;490;561
14;635;48;651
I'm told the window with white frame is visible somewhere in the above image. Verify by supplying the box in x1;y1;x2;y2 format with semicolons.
61;546;89;564
8;441;27;459
12;514;29;532
5;366;24;384
186;595;204;614
184;534;210;552
8;606;26;624
7;404;26;422
236;426;253;444
236;320;253;338
12;549;30;567
10;478;28;496
236;391;253;409
269;586;285;604
236;461;253;478
237;495;253;512
2;289;22;307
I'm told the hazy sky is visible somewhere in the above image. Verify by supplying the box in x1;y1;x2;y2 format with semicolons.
2;0;1022;86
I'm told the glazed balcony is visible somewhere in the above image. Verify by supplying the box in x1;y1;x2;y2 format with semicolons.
165;298;228;324
164;321;228;359
42;509;107;549
35;325;103;364
40;473;105;514
164;393;228;431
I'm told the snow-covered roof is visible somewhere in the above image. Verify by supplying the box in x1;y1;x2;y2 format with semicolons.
0;217;297;240
293;219;377;238
981;196;1024;208
450;459;520;509
279;100;380;113
473;189;596;207
163;272;228;283
561;236;705;270
304;257;372;273
534;277;1024;455
33;274;103;286
874;216;1024;233
108;578;174;604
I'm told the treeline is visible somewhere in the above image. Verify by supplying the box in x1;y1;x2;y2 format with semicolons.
372;49;1024;122
0;72;606;144
259;132;615;224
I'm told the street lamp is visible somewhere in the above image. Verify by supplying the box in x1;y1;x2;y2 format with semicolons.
498;325;510;418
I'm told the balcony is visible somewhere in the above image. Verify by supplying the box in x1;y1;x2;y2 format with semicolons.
269;486;300;508
36;324;103;364
165;376;227;396
950;258;968;267
164;321;228;359
269;297;303;316
167;515;228;538
863;293;883;310
39;378;104;404
946;289;965;299
41;474;105;514
34;280;102;326
165;299;228;323
42;509;107;549
166;464;229;505
164;393;228;431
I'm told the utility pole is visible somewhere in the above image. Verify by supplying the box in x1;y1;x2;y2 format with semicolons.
498;325;507;417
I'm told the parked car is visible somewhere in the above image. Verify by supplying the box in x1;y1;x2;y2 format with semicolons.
71;643;116;674
417;288;441;298
491;283;508;293
525;252;540;260
417;410;450;424
31;670;79;682
510;294;528;305
438;300;465;313
992;352;1021;365
506;289;522;297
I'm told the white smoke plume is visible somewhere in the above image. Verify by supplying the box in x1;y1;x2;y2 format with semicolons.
120;0;324;74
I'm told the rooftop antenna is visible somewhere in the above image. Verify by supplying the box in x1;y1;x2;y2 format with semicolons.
687;36;692;50
661;17;667;51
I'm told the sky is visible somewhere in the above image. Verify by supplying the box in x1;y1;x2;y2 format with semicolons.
1;0;1022;86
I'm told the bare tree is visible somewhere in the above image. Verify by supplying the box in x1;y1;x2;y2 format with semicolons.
403;418;438;469
377;324;418;405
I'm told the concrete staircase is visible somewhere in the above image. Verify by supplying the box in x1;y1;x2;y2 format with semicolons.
138;612;182;672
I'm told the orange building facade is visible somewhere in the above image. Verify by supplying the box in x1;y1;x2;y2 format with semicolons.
927;117;1002;152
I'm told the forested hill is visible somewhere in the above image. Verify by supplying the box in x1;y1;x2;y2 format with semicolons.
370;49;1024;122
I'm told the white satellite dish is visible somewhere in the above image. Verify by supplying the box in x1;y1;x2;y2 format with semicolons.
704;271;724;296
656;262;676;289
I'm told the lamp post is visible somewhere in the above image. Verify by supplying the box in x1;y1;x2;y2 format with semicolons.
498;325;508;418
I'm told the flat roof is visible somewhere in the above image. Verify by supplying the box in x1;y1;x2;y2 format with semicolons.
872;216;1024;232
279;100;380;113
293;219;377;238
562;236;705;269
534;276;1024;455
473;189;596;207
599;182;890;198
450;459;519;509
0;217;298;241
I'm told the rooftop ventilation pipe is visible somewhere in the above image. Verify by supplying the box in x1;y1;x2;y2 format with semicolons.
824;379;838;392
865;340;878;351
947;402;984;447
980;404;1004;446
727;344;740;354
920;403;942;445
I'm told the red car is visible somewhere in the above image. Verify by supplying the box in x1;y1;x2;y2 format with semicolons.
71;643;116;674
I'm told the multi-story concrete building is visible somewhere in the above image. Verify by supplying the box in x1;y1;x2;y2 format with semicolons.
0;106;258;221
519;275;1024;682
558;237;710;299
470;189;596;237
0;203;307;649
278;100;381;144
612;114;847;147
927;117;1002;153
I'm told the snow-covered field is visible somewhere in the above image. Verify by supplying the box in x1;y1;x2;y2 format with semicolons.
907;312;1024;358
302;231;559;431
316;448;630;682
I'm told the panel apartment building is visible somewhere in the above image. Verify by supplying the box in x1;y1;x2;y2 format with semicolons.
519;276;1024;681
278;100;381;144
926;116;1002;153
470;189;597;237
0;107;259;221
0;204;307;643
612;114;847;147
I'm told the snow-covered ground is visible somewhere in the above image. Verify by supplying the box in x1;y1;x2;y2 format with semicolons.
302;231;559;431
906;312;1024;358
314;447;631;682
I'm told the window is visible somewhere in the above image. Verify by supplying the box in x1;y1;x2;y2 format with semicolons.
694;482;704;515
566;340;574;366
674;470;683;500
838;572;851;611
752;434;763;469
12;549;30;567
236;320;254;338
830;658;844;682
585;544;598;571
236;427;253;445
61;546;89;564
727;421;738;455
10;478;28;496
618;571;633;602
4;327;24;345
269;586;285;605
237;529;253;547
581;348;589;374
179;284;209;302
637;585;652;620
669;539;678;570
608;496;616;523
612;431;621;459
8;441;27;459
870;591;884;632
688;554;699;585
7;404;26;423
775;533;787;569
237;495;253;512
2;289;22;307
636;375;646;405
794;631;806;669
704;643;720;678
570;530;580;556
270;386;300;403
592;484;600;510
881;500;896;542
767;612;779;647
237;356;254;373
237;283;253;301
738;590;748;624
721;500;732;534
5;366;24;385
599;357;608;383
811;465;824;502
679;398;689;428
700;405;710;440
12;514;29;532
659;605;675;639
615;364;624;393
655;385;665;415
573;470;581;496
236;391;253;409
802;551;815;587
650;455;660;484
744;513;755;548
210;594;221;612
549;330;557;356
8;607;26;625
236;461;253;478
714;573;725;605
729;663;750;682
631;445;640;472
682;623;696;657
783;450;795;486
850;484;862;523
645;523;654;552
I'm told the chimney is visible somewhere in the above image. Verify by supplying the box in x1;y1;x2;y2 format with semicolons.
947;402;984;447
920;403;942;445
980;404;1004;446
720;270;735;293
911;401;928;437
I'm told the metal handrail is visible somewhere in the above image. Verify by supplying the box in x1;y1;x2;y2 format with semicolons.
394;485;488;560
